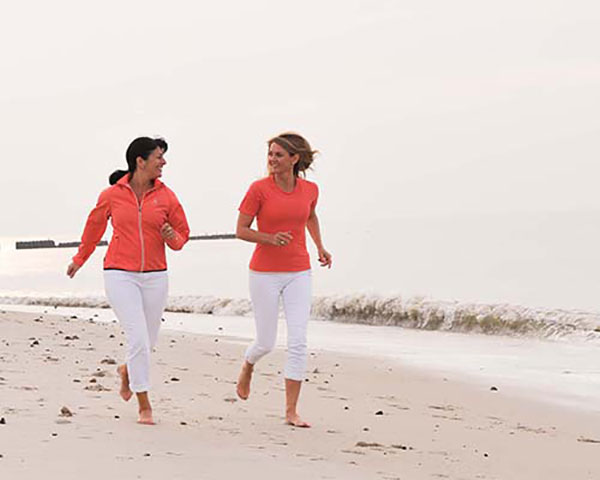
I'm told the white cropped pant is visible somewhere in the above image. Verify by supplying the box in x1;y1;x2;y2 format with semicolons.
245;270;312;381
104;270;168;393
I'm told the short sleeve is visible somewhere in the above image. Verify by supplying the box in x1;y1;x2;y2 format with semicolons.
238;182;262;217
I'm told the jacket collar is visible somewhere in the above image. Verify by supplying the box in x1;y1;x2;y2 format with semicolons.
117;174;164;191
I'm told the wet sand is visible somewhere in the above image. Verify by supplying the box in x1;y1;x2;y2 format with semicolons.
0;309;598;479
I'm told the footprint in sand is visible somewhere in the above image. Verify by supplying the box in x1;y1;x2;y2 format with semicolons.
515;424;547;434
341;449;366;456
428;404;459;412
356;441;383;448
84;383;111;392
577;437;600;444
431;414;463;421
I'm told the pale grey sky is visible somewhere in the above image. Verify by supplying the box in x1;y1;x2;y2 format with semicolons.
2;0;599;238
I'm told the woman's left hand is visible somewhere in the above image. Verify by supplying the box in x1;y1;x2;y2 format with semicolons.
66;262;81;278
161;223;176;240
318;248;332;268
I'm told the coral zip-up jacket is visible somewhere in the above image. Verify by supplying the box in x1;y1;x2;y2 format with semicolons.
72;175;190;272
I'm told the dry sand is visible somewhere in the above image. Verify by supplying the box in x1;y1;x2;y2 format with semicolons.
0;309;598;479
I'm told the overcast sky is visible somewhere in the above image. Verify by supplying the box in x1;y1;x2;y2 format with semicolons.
1;0;598;238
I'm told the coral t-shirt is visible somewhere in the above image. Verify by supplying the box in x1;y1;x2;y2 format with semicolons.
238;176;319;272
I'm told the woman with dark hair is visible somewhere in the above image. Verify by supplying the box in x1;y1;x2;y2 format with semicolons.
235;132;332;428
66;137;190;425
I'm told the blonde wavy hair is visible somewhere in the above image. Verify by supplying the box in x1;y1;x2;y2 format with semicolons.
268;132;318;177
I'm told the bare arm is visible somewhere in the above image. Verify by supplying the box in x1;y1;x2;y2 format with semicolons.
307;208;332;268
236;212;293;246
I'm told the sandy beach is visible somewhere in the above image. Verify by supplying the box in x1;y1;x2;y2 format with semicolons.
1;308;599;480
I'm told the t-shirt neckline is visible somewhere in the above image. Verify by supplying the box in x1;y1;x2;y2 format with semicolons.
269;175;299;195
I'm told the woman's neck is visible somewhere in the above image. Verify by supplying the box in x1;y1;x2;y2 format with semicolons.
129;173;154;197
130;173;153;188
273;171;296;192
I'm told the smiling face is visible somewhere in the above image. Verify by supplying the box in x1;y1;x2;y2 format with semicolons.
268;141;298;176
138;147;166;180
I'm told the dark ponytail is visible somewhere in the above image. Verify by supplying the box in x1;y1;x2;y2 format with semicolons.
108;137;168;185
109;169;128;185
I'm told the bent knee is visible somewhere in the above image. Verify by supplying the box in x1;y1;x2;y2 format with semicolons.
254;343;276;357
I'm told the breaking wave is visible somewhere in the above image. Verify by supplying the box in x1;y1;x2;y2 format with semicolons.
1;293;599;341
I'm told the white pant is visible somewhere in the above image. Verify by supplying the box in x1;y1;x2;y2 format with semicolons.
104;270;168;392
245;270;312;381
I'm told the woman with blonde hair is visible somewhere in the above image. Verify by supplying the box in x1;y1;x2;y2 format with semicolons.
235;132;332;427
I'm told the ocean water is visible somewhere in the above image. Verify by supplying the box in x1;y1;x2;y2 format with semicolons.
2;211;600;411
1;210;600;339
3;303;599;413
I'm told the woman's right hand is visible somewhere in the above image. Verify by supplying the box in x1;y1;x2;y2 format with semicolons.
161;222;176;241
66;262;81;278
270;231;293;247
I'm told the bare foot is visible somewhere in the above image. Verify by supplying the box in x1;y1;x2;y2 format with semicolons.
137;409;155;425
285;413;311;428
116;365;133;402
236;361;253;400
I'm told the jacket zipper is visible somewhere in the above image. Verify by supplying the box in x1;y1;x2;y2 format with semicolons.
126;184;147;272
138;196;145;272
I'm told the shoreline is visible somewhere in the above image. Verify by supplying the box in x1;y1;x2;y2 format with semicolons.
2;293;600;337
2;303;600;415
1;309;599;479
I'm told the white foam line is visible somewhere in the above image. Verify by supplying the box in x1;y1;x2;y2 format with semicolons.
2;303;599;414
